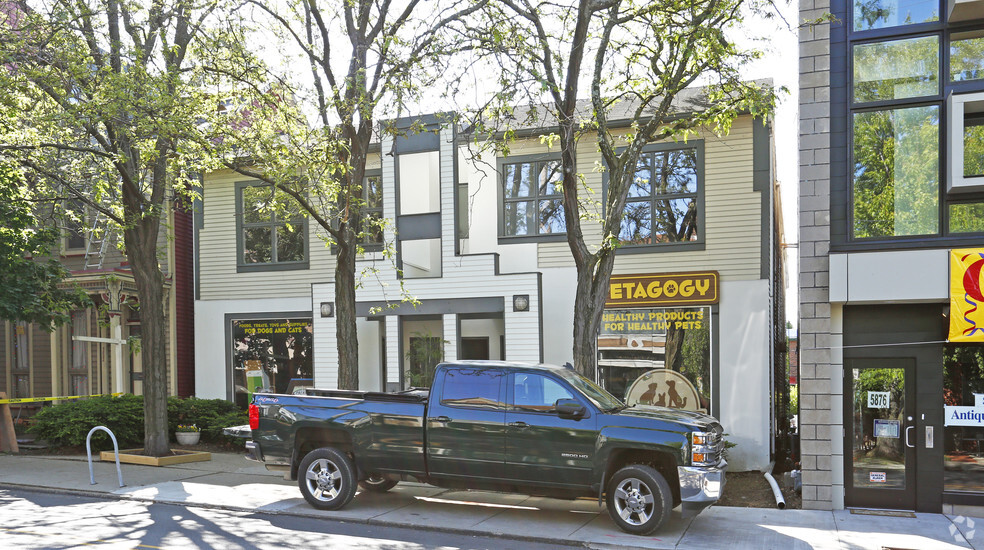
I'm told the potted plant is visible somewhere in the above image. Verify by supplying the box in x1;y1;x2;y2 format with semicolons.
175;424;201;446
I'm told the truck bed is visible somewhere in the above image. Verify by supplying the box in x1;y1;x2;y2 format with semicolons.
290;387;429;403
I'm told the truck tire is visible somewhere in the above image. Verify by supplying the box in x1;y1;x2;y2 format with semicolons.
359;475;398;493
298;447;357;510
605;464;673;535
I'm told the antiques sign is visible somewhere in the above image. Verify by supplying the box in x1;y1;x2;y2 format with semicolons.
606;272;719;308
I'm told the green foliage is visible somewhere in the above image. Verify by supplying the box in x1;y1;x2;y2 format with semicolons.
404;332;447;388
29;394;145;450
0;161;91;327
29;395;248;450
789;385;799;416
167;396;247;445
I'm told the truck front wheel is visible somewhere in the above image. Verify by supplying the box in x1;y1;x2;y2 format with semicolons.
606;464;673;535
298;447;357;510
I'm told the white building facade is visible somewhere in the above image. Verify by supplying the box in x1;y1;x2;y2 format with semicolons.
195;109;786;472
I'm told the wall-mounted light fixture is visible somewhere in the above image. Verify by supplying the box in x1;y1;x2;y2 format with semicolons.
320;302;334;318
512;294;530;312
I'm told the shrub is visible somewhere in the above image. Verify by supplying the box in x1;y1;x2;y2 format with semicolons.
29;394;145;449
167;396;247;446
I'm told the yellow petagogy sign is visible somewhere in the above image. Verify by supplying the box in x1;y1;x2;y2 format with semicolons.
606;271;719;308
949;248;984;343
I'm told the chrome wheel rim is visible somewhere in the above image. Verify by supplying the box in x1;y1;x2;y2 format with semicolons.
613;477;655;526
305;458;343;502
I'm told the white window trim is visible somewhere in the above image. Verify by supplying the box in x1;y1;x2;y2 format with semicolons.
948;91;984;194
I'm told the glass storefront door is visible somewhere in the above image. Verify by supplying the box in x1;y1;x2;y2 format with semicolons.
846;358;916;509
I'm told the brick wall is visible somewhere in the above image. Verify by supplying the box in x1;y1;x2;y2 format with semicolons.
798;0;835;510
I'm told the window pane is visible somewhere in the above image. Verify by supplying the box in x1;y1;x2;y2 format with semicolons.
944;345;984;492
620;201;652;244
853;0;939;31
440;368;503;409
538;199;565;234
656;150;699;194
965;115;984;178
654;197;699;243
13;322;28;370
13;374;29;398
853;36;939;103
503;163;533;199
631;155;653;197
366;175;383;208
951;31;984;83
539;161;563;196
243;226;273;263
276;223;305;262
242;185;274;223
512;373;574;413
504;201;533;236
950;203;984;234
360;210;384;245
852;105;939;238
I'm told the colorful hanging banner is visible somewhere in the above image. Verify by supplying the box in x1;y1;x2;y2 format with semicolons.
949;248;984;342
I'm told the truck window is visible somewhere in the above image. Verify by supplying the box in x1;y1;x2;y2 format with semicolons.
440;368;504;410
512;373;575;413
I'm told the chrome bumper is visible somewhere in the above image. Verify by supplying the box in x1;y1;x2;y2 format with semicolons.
678;460;726;516
245;440;262;462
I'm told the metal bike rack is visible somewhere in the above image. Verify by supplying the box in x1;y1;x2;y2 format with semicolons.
86;426;125;487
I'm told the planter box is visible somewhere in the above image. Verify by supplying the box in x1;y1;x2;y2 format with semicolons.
100;448;211;467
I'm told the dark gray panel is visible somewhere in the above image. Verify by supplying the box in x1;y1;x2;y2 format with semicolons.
392;113;445;153
356;296;505;317
396;213;442;241
752;119;772;281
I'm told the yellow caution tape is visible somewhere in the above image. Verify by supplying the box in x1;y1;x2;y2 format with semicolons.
0;392;124;405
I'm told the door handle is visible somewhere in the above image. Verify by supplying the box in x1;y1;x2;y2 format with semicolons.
508;421;529;429
905;425;915;448
429;416;451;423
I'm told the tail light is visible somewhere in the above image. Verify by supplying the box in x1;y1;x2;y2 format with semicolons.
249;403;259;430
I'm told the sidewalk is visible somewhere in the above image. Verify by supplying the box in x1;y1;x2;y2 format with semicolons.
0;450;977;549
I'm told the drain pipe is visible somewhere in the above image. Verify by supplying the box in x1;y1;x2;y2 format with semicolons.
764;461;786;510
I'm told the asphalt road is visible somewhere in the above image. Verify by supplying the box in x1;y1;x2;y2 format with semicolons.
0;488;578;549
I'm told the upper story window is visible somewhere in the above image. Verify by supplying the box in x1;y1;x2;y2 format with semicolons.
500;157;565;238
619;145;701;247
845;5;984;241
853;0;939;31
236;182;308;272
65;199;86;251
355;173;383;249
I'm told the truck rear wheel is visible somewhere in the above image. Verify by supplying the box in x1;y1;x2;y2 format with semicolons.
298;447;357;510
606;464;673;535
359;475;398;493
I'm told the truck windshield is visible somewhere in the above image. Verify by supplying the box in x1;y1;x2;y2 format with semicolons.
558;369;623;411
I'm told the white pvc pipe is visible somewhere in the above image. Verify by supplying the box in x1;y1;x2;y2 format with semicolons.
764;461;786;510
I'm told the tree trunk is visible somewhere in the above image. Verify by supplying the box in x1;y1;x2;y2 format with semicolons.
125;216;169;457
571;254;616;380
335;238;359;390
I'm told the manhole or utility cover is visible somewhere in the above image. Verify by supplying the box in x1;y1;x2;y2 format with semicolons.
850;509;917;518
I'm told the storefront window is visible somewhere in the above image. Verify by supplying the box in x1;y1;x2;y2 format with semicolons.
232;318;313;408
598;306;711;412
944;344;984;492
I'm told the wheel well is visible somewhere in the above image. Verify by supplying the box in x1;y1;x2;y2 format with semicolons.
290;427;354;480
605;449;681;507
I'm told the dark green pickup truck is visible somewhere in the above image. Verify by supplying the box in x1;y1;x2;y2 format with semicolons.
245;360;726;535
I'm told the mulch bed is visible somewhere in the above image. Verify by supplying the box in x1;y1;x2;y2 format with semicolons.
717;471;802;509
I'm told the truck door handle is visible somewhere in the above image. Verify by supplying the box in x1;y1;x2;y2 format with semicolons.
508;421;529;429
430;416;451;423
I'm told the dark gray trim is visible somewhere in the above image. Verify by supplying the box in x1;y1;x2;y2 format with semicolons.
495;152;566;242
753;118;772;281
392;113;444;154
396;212;442;240
453;123;462;256
537;271;544;364
356;296;505;317
234;180;310;273
223;310;311;402
193;190;203;302
603;140;706;253
711;304;720;420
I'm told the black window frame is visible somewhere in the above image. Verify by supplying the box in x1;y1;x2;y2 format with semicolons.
605;141;706;254
355;170;384;252
496;153;567;243
835;0;984;250
235;181;310;273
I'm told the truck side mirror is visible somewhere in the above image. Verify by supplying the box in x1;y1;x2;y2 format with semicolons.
556;399;586;419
